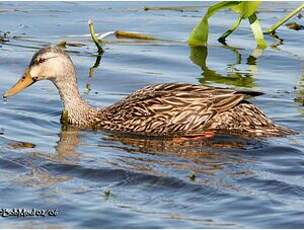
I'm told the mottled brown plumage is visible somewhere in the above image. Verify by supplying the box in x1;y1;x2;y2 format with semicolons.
3;46;294;138
96;83;293;137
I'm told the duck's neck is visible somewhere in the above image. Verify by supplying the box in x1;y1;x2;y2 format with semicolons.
53;72;98;126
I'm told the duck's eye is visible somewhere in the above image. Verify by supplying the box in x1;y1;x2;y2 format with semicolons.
35;58;46;65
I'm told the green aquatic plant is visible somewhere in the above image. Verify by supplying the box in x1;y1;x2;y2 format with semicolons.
88;19;104;53
188;2;304;49
188;1;266;48
264;3;304;34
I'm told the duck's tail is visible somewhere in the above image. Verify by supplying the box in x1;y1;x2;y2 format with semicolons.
256;124;296;137
247;124;297;137
209;102;296;138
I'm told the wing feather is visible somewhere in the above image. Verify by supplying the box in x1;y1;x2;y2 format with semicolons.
98;83;248;136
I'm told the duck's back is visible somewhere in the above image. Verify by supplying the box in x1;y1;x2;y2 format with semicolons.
96;83;293;137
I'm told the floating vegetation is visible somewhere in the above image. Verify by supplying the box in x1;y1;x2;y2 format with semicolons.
144;6;200;12
285;22;304;31
56;40;68;48
0;31;10;43
115;31;157;40
103;189;112;200
188;172;196;181
8;141;36;149
56;40;86;48
0;8;28;13
96;30;160;42
89;20;167;47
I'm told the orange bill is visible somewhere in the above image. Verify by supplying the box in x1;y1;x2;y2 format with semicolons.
3;69;34;98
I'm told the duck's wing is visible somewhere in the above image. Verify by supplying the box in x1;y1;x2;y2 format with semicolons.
125;83;263;101
98;84;246;136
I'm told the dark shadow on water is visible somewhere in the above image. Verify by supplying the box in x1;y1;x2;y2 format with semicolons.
190;46;264;88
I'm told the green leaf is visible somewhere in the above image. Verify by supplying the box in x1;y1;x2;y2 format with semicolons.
249;13;267;49
230;1;261;18
188;1;264;48
188;1;240;47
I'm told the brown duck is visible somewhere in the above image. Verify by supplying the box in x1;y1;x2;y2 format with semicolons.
3;46;293;138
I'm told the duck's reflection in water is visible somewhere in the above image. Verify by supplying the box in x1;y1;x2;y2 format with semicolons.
4;127;81;189
101;132;256;186
5;125;259;191
54;126;81;164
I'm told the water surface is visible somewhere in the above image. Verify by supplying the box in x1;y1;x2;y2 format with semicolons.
0;1;304;228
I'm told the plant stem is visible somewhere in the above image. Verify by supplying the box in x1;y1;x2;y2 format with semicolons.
218;16;243;44
264;3;304;34
249;13;267;49
88;19;104;53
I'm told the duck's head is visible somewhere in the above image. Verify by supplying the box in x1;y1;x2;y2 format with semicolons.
3;46;76;98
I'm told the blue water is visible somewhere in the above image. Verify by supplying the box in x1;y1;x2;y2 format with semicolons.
0;1;304;228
